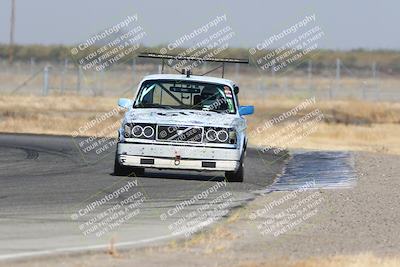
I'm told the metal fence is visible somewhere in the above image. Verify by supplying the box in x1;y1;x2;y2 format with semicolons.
0;58;399;101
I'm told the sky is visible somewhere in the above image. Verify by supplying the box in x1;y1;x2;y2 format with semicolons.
0;0;398;50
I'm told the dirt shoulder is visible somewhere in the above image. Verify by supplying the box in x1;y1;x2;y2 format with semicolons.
5;151;400;267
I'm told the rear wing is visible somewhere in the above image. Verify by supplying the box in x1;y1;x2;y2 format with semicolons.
138;53;248;78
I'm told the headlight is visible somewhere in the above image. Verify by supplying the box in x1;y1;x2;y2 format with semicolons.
205;127;236;144
143;126;154;138
217;130;229;142
205;129;217;142
132;125;143;137
124;123;155;139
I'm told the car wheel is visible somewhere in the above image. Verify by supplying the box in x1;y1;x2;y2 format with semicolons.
131;167;145;176
225;158;244;183
114;153;130;176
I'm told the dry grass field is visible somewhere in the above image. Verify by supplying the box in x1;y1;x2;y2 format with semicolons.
245;97;400;154
0;94;399;155
238;254;400;267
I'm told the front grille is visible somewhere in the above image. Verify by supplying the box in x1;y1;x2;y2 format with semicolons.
157;125;203;143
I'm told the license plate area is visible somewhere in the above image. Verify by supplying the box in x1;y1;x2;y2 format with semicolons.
157;125;203;143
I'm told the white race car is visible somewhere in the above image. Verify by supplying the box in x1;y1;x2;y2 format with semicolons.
114;55;254;182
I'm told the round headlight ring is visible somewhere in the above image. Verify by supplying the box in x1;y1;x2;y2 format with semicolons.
217;130;229;142
206;129;217;142
132;125;143;137
143;126;154;138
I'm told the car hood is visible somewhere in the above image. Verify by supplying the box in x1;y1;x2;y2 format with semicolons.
124;108;242;128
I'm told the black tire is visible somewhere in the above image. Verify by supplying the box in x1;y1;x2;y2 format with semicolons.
225;158;244;182
114;151;145;177
131;167;145;177
114;153;130;176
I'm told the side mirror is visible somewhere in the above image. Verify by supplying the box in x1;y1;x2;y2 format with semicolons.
233;85;239;94
239;105;254;116
118;98;132;109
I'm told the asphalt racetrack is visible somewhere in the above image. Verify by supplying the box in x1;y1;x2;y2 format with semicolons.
0;133;287;260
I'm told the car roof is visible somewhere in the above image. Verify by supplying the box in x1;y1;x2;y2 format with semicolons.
140;74;236;87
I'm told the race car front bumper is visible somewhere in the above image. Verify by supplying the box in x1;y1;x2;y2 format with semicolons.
117;142;241;171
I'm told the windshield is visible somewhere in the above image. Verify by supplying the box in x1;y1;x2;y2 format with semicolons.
133;80;236;114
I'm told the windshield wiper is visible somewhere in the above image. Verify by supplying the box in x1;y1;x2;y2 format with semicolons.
201;109;226;114
134;104;173;109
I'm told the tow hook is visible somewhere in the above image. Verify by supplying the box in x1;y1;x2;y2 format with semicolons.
174;155;181;166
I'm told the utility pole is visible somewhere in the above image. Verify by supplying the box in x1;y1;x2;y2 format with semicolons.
43;65;49;96
308;60;312;94
336;59;340;82
76;65;82;94
9;0;16;65
335;58;341;95
372;62;377;79
132;57;136;83
372;62;379;100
